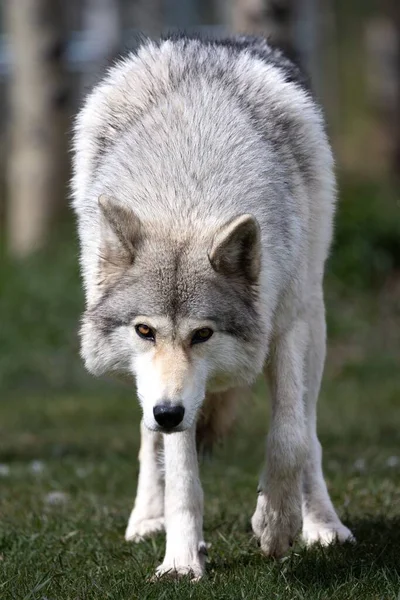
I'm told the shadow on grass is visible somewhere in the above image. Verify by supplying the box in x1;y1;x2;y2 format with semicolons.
211;517;400;585
284;517;400;588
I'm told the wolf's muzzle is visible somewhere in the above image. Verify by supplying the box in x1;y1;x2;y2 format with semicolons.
153;403;185;430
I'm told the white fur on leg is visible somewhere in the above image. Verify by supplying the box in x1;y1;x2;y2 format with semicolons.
301;300;355;547
125;421;165;542
126;515;165;541
302;436;355;546
302;517;355;546
252;320;308;557
155;426;205;580
252;476;303;557
252;431;305;557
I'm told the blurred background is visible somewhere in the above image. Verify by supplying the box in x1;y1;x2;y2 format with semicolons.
0;3;399;597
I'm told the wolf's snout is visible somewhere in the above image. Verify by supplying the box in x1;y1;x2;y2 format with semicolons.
153;404;185;429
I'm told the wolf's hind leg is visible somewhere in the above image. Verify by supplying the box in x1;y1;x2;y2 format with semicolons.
125;420;165;542
196;387;242;452
301;295;354;546
252;319;308;557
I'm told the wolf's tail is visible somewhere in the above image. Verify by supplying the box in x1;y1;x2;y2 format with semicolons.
196;387;245;454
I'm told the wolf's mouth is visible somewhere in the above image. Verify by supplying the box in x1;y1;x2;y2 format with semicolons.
153;424;187;434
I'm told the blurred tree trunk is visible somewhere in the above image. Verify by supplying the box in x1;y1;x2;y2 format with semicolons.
393;0;400;175
81;0;120;94
164;0;198;30
231;0;295;56
121;0;163;39
294;0;320;91
6;0;68;258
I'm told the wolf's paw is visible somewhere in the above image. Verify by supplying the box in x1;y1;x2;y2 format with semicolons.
153;542;207;581
154;559;205;581
257;515;301;558
154;562;204;581
252;493;302;558
125;516;165;542
302;520;355;546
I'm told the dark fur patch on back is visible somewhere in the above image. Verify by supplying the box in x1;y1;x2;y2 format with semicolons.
162;32;311;94
88;33;314;184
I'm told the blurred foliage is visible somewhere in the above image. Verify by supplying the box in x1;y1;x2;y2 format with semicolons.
328;177;400;288
0;235;85;394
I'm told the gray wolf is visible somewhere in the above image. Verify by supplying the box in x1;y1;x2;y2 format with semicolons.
71;34;354;579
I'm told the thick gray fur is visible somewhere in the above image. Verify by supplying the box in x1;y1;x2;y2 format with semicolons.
71;35;353;579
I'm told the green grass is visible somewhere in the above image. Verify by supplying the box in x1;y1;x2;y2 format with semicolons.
1;181;400;599
1;376;399;600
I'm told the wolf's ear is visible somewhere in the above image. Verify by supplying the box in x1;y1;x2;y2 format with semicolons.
98;195;142;284
208;214;261;283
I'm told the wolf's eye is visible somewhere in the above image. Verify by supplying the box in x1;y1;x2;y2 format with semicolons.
191;328;213;345
135;324;155;341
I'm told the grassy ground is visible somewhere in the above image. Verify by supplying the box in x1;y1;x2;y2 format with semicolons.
1;182;400;599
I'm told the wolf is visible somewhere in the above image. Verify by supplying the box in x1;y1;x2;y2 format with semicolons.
71;34;354;579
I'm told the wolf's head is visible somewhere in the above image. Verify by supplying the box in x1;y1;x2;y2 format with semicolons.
81;196;264;432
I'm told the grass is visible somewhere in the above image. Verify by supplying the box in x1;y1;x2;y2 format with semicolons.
1;181;400;599
1;377;400;599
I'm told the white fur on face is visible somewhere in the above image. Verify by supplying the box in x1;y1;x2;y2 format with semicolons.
130;313;263;431
132;346;208;431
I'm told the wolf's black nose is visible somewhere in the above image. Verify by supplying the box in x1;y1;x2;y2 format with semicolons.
153;404;185;429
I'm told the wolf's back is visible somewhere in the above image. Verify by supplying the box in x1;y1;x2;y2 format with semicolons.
72;35;335;311
72;34;325;210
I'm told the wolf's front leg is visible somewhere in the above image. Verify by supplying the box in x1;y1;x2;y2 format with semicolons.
156;425;206;580
125;420;165;541
252;320;308;557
